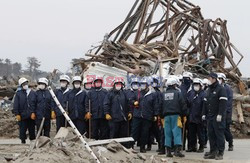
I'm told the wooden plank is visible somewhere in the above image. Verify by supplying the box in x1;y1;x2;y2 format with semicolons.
236;101;245;124
88;137;134;147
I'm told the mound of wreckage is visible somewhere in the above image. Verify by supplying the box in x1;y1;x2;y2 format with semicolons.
71;0;250;137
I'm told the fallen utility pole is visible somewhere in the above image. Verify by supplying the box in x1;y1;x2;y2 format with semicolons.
48;86;100;163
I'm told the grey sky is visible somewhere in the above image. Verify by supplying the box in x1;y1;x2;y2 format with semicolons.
0;0;249;76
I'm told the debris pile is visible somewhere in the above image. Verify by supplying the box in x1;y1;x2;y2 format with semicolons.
11;128;150;163
0;109;18;138
72;0;250;137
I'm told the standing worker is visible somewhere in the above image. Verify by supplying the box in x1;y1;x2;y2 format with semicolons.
180;71;193;150
85;77;109;140
67;76;87;135
53;75;71;132
202;72;227;160
147;75;162;152
160;77;187;157
131;77;158;153
104;80;131;142
126;76;140;136
13;77;36;144
83;78;93;91
35;77;53;137
186;78;206;153
217;73;234;151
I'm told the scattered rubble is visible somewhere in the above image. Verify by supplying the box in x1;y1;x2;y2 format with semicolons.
0;110;18;138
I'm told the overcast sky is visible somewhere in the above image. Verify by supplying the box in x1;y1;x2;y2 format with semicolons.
0;0;249;76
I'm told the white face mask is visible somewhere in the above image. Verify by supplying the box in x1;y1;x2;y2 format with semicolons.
115;86;122;91
38;84;46;90
208;80;212;86
60;82;67;88
22;85;29;90
152;82;158;88
74;84;81;89
194;85;200;92
140;84;147;90
131;84;139;90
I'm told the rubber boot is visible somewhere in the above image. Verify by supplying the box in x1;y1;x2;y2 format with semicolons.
215;151;224;160
140;145;146;153
186;147;197;152
174;145;185;157
228;142;234;151
166;147;173;157
197;145;204;153
158;147;166;155
21;139;26;144
204;151;216;159
156;143;161;152
146;144;152;151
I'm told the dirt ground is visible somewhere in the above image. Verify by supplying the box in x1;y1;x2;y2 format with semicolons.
0;109;250;163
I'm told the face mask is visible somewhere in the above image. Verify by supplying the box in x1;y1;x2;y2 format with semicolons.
194;85;200;92
60;82;67;88
22;85;29;90
74;84;81;89
38;84;46;90
140;84;147;90
131;84;139;90
115;86;122;91
208;80;212;85
152;82;158;88
218;79;223;85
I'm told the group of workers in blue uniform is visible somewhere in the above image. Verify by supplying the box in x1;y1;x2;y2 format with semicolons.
13;71;234;160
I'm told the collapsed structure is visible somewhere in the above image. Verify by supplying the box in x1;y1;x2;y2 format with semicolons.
72;0;249;131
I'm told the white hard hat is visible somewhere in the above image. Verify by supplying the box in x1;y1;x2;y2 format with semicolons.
193;78;203;85
18;77;28;86
131;77;140;84
166;77;176;86
152;75;159;82
177;74;183;81
169;75;180;86
112;79;125;86
217;73;226;81
182;72;193;79
93;76;103;83
140;77;152;85
38;78;49;86
202;79;210;85
72;76;82;83
83;77;94;84
60;75;70;83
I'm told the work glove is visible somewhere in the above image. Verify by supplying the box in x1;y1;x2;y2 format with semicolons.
51;111;56;119
105;114;112;121
161;119;165;128
153;116;157;122
134;101;139;108
216;115;222;122
128;113;132;121
202;115;206;121
182;116;187;124
85;112;92;120
177;116;183;128
31;113;36;120
16;115;21;121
